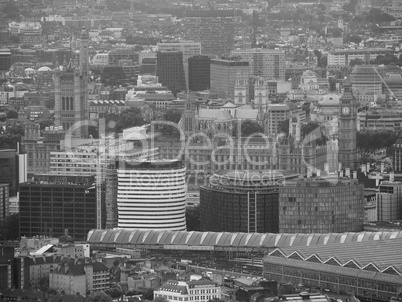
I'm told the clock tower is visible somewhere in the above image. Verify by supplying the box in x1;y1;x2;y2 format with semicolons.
338;79;357;170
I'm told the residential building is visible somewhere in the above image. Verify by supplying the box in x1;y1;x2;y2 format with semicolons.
184;10;235;57
156;51;186;95
200;170;301;233
49;260;109;295
210;58;249;99
279;177;364;233
22;124;64;175
327;48;397;66
154;279;221;302
117;160;186;230
232;49;285;80
15;255;62;289
265;104;290;136
188;56;210;92
19;174;99;240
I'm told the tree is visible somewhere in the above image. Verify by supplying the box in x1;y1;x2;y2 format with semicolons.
163;109;182;124
88;125;99;139
313;50;322;62
241;120;264;137
366;8;395;23
345;35;362;44
349;58;364;66
371;53;399;65
318;56;328;68
186;206;200;231
104;107;145;134
87;291;113;302
6;124;24;136
6;110;18;119
39;119;54;130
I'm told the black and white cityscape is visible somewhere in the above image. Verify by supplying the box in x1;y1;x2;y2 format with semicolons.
1;0;402;301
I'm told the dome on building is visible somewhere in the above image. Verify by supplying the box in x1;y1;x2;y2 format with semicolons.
349;65;382;84
319;93;340;107
38;66;52;72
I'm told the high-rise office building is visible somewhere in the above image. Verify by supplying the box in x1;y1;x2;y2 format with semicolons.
157;42;201;63
54;27;89;138
338;79;357;170
0;246;14;289
210;58;249;99
188;55;210;92
117;160;186;230
232;49;286;80
200;171;301;233
156;51;186;95
184;10;235;57
19;174;99;240
279;177;364;233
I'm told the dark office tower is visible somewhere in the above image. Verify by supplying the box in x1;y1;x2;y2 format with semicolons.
54;27;89;138
188;55;210;91
184;10;235;57
0;184;9;224
200;171;300;233
140;58;156;75
19;174;98;240
0;49;12;71
105;168;118;229
0;246;14;289
156;51;186;96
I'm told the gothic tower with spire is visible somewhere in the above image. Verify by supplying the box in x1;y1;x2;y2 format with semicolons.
54;27;89;138
338;79;357;170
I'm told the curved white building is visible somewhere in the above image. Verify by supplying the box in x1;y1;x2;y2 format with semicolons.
117;160;186;230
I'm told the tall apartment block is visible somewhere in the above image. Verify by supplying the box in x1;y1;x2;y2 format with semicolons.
184;10;235;57
265;104;290;136
19;174;100;240
377;182;402;222
54;27;89;138
210;58;249;99
0;184;9;224
156;51;186;95
232;49;286;80
22;123;64;175
188;55;211;92
279;177;364;233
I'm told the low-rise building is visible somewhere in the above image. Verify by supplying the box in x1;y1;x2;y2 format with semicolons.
49;260;109;295
154;279;221;302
